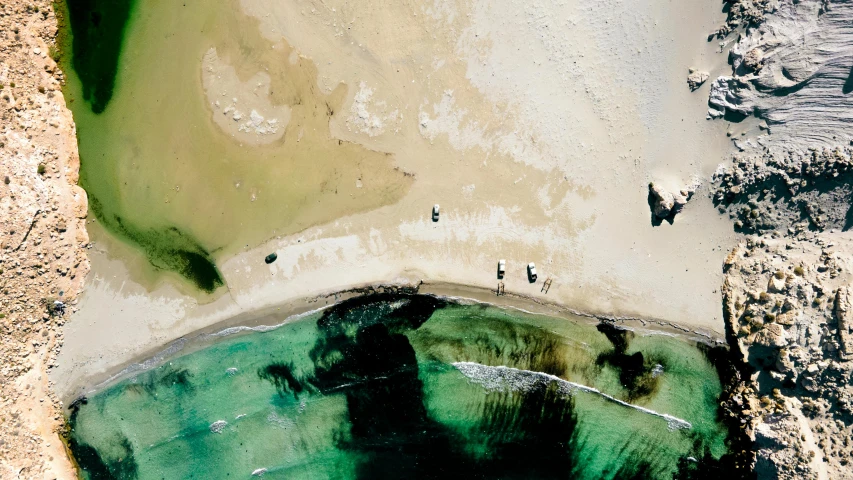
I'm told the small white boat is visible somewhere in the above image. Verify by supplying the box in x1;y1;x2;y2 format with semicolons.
498;259;506;279
432;204;440;221
527;262;538;282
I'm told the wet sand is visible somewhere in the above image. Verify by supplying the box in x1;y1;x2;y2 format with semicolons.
55;0;738;401
56;247;724;404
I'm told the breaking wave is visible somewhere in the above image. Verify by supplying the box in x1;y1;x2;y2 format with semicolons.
453;362;692;430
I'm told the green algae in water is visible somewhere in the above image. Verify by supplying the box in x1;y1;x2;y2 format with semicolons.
67;296;736;479
56;0;413;290
89;197;223;293
57;0;135;114
56;0;222;291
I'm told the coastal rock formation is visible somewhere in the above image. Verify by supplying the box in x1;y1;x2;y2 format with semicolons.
712;146;853;234
648;180;699;221
649;183;675;218
710;0;776;39
687;68;710;91
723;233;853;479
710;3;853;477
0;1;88;478
836;286;853;359
708;0;853;149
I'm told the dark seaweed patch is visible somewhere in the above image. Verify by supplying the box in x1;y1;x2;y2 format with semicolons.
294;295;592;478
596;322;661;401
157;367;194;391
258;362;305;399
66;400;138;480
474;382;583;478
411;307;571;377
121;367;195;397
88;197;224;292
169;249;223;293
57;0;136;113
601;441;668;479
673;432;754;480
67;437;138;480
315;293;447;333
310;316;472;478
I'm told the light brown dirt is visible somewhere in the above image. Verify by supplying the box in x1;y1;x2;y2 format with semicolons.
722;233;853;479
0;1;88;478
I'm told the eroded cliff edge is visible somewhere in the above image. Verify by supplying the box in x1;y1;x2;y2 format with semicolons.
711;1;853;478
0;1;89;478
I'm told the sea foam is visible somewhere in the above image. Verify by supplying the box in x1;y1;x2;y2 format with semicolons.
453;362;692;430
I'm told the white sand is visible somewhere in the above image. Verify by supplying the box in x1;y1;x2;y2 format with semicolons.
54;0;740;399
202;47;291;144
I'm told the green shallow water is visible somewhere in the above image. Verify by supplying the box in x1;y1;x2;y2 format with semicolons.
67;295;735;479
56;0;413;290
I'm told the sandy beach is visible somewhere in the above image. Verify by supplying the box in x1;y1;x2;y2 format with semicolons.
52;0;740;402
4;0;851;476
57;272;728;403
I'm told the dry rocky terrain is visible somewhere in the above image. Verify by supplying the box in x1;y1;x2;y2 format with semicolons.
722;233;853;479
0;0;89;478
710;1;853;478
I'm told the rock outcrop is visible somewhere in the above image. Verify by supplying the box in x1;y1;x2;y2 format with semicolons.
710;0;776;39
687;68;710;91
0;1;89;478
723;233;853;479
709;4;853;477
711;145;853;234
648;179;699;221
708;0;853;150
649;182;675;218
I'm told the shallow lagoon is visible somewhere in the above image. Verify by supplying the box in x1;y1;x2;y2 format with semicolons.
58;0;411;290
67;295;734;479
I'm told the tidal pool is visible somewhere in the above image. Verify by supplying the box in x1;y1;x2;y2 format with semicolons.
57;0;412;290
67;295;736;479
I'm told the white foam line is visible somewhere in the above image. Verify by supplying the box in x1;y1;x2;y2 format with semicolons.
452;362;692;430
209;304;333;338
85;305;333;396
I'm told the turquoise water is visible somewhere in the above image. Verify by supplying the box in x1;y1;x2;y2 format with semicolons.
67;295;734;479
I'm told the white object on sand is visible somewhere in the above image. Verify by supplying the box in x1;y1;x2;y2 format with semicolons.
527;263;537;282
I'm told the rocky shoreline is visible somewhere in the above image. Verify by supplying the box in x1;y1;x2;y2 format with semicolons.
0;0;89;478
720;233;853;479
709;1;853;478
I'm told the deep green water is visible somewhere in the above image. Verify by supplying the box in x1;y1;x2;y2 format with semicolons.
58;0;134;114
56;0;224;291
67;295;736;479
